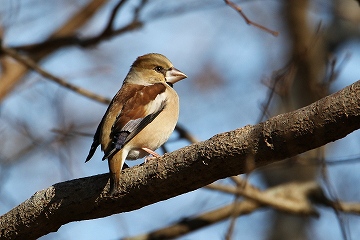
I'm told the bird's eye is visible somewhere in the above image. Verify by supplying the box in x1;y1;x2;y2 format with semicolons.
154;66;164;73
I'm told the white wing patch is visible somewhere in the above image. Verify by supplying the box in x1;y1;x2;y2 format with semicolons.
144;92;167;115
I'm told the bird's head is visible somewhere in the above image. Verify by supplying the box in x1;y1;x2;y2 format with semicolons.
126;53;187;86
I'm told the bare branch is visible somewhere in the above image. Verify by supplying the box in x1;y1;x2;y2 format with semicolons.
125;181;319;240
0;47;111;104
206;181;318;215
102;0;130;36
125;180;360;240
175;124;199;144
224;0;279;36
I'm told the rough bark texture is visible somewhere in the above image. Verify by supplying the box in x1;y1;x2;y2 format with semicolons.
1;80;360;239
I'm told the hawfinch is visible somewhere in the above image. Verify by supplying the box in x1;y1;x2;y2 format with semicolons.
85;53;187;193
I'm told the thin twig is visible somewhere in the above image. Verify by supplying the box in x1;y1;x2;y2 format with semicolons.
225;195;239;240
175;124;199;144
1;47;111;104
160;124;199;154
224;0;279;36
80;0;145;47
257;62;296;122
102;0;129;35
229;176;244;186
319;153;349;240
206;181;319;215
80;20;143;47
226;176;245;240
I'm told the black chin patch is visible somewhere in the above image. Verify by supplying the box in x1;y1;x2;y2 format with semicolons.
166;82;174;88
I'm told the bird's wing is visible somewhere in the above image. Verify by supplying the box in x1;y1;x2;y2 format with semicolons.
85;113;107;162
102;83;167;160
85;83;137;162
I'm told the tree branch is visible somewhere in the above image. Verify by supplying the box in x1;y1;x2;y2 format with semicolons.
206;182;318;215
124;181;320;240
224;0;279;36
1;79;360;239
125;180;360;240
0;47;111;104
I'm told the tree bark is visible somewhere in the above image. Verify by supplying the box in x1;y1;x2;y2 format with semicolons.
1;80;360;239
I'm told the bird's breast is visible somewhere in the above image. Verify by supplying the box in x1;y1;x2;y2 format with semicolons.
125;87;179;159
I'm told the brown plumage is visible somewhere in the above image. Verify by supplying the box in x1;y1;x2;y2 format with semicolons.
86;53;187;194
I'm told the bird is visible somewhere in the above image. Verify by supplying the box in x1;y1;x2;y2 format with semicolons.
85;53;187;194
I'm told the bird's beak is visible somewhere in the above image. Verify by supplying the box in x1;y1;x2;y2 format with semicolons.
165;67;187;84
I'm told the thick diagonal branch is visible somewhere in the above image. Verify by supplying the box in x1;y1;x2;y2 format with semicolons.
1;80;360;239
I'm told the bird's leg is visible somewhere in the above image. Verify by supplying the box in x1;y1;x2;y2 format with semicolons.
142;147;161;162
142;147;160;157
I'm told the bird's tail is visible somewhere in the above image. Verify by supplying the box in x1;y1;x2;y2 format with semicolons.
108;150;126;195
